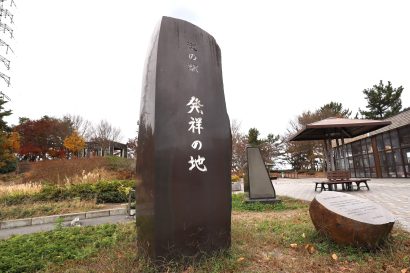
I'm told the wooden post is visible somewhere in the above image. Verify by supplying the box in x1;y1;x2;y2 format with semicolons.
372;137;382;178
335;139;340;170
323;140;330;172
341;138;347;171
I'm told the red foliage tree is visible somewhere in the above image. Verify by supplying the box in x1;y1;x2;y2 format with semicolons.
14;116;73;160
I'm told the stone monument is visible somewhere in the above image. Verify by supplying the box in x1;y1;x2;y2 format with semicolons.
244;147;280;203
310;191;395;248
136;16;232;259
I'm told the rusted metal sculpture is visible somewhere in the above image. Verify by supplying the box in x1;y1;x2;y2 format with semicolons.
310;191;395;248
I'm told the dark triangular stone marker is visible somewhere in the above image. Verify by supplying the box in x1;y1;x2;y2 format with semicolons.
245;147;280;203
136;16;231;260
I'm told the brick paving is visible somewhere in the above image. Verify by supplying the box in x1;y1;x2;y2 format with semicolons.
273;178;410;231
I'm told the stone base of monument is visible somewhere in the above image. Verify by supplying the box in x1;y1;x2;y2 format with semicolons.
244;194;281;204
309;191;395;249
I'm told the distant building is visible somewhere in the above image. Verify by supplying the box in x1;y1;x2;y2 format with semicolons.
81;141;128;158
333;110;410;178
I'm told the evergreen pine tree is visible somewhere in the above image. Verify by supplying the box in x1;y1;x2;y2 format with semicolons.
359;81;403;119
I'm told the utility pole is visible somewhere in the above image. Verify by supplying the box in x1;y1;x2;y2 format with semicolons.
0;0;16;101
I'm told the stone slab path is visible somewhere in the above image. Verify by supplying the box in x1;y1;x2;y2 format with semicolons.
273;178;410;231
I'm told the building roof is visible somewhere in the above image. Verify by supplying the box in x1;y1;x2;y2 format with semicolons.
333;109;410;145
289;117;391;141
369;109;410;136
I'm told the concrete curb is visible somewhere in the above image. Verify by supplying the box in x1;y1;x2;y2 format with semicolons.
0;207;128;230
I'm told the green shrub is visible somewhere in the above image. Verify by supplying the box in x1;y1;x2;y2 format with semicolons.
0;193;30;206
0;180;136;205
68;183;97;200
0;158;17;174
95;180;130;203
33;185;70;202
105;156;134;172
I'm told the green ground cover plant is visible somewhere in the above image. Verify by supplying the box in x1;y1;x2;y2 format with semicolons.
0;224;133;273
232;193;308;212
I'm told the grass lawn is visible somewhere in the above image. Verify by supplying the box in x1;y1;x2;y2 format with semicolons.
1;194;409;273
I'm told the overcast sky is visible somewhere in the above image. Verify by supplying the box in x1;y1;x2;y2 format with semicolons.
3;0;410;141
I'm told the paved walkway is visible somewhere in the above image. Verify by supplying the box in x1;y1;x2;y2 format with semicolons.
0;215;134;240
273;178;410;231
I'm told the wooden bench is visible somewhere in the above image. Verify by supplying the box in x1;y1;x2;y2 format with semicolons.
314;171;370;192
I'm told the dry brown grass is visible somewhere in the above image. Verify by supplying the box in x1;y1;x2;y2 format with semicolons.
0;182;42;198
1;157;136;186
22;158;110;184
0;167;114;198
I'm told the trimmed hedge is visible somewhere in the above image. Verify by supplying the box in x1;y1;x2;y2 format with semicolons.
0;180;135;206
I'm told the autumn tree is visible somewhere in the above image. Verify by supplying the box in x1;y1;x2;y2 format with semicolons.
64;131;86;157
0;133;17;173
91;120;122;156
0;97;17;173
284;102;351;171
231;120;247;174
284;111;322;171
64;114;93;140
14;116;73;160
359;80;403;119
8;132;20;152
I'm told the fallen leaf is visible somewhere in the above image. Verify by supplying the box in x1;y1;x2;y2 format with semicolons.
332;253;338;261
304;244;316;254
237;257;245;262
401;269;408;273
290;243;298;248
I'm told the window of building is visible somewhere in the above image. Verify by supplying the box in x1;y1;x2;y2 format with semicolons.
352;141;361;156
403;148;410;164
366;138;373;153
369;155;375;167
391;130;399;149
376;135;384;151
361;139;367;155
383;132;392;150
399;125;410;148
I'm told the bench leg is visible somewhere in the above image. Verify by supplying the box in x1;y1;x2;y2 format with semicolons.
364;182;370;190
